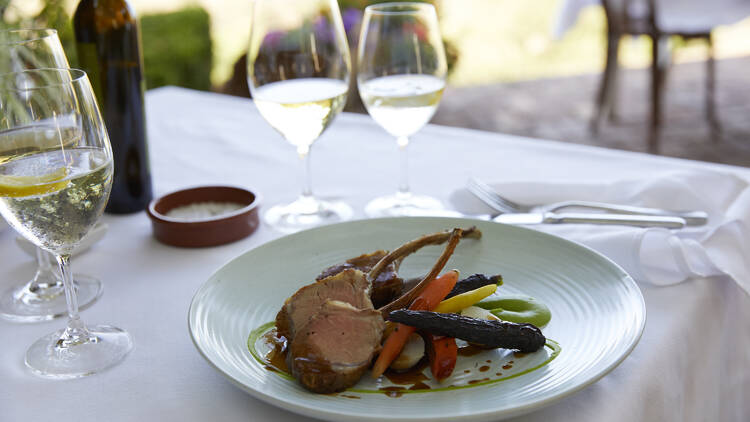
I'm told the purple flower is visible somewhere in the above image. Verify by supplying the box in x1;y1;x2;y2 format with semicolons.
261;31;284;49
313;15;333;42
342;8;362;35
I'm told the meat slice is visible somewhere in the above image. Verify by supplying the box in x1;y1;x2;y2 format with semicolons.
276;269;372;340
317;250;403;308
287;300;385;393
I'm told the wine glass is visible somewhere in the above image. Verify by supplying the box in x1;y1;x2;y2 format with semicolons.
0;68;132;378
0;29;102;322
357;2;448;217
0;29;68;74
247;0;352;233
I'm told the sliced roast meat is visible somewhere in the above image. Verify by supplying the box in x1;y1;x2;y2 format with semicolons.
276;268;372;340
287;300;385;393
317;250;403;308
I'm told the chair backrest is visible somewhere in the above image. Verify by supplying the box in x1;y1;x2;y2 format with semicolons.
601;0;658;33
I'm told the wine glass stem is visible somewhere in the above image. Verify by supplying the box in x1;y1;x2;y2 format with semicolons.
397;136;411;197
299;146;313;199
29;247;59;290
55;254;89;346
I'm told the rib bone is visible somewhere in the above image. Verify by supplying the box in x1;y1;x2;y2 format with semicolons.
366;227;481;316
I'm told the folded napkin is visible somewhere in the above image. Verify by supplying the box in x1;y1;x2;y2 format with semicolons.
450;170;750;295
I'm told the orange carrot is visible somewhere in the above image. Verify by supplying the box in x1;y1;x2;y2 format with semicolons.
425;334;457;381
409;269;460;312
370;323;417;378
371;270;459;378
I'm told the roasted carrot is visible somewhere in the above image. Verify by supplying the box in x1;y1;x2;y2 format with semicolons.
371;323;416;378
424;334;458;381
371;270;459;378
408;269;459;311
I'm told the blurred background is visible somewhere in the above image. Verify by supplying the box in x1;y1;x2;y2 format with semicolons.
2;0;749;166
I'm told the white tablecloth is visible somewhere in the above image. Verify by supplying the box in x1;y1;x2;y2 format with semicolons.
2;87;749;421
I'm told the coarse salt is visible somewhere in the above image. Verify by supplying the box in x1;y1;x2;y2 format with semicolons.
165;201;245;220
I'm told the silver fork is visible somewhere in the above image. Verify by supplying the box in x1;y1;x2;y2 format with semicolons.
467;177;709;226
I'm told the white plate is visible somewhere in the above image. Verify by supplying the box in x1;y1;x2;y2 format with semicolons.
188;217;645;421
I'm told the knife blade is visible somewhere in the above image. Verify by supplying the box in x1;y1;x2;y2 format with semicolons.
493;212;686;228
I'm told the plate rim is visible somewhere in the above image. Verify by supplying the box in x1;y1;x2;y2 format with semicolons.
188;217;646;421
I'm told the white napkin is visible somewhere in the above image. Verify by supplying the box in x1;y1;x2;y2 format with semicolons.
450;170;750;295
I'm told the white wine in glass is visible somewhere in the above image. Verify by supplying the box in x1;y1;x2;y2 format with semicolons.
0;28;102;323
357;2;448;217
248;0;352;233
0;68;132;378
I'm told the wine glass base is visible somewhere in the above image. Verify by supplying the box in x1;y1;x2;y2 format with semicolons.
25;325;133;379
365;193;444;218
264;197;353;233
0;274;102;323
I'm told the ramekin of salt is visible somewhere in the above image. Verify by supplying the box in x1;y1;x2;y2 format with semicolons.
166;202;246;221
146;186;260;247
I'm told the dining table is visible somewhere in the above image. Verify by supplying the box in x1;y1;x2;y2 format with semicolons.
1;86;749;422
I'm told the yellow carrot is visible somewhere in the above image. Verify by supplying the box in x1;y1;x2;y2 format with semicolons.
433;284;497;314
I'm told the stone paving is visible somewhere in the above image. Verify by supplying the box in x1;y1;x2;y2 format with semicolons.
432;56;750;168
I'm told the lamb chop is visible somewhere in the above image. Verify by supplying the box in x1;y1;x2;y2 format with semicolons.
316;250;402;309
275;227;481;393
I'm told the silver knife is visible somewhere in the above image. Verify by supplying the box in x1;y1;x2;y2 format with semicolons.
493;212;686;228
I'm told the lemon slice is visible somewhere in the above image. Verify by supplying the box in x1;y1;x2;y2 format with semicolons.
0;167;70;198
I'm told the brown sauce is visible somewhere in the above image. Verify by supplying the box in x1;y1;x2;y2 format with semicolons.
263;332;289;373
340;394;360;399
380;386;406;398
479;365;490;372
468;378;490;384
502;364;513;370
384;359;429;385
408;381;431;391
514;352;527;358
463;369;471;374
495;372;502;376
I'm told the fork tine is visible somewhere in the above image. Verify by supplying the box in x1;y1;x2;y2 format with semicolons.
467;177;519;213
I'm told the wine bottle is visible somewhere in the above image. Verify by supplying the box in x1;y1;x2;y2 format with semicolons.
73;0;153;214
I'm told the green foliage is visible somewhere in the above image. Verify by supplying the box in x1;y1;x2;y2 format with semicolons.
140;7;212;91
0;0;77;65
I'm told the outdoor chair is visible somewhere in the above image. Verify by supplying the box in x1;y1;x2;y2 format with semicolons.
590;0;750;152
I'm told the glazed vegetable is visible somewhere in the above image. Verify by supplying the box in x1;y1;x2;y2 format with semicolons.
390;333;425;371
444;274;503;299
371;270;459;378
408;270;460;311
424;334;457;381
477;294;552;327
387;310;546;353
402;273;502;300
459;305;501;321
433;284;497;314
